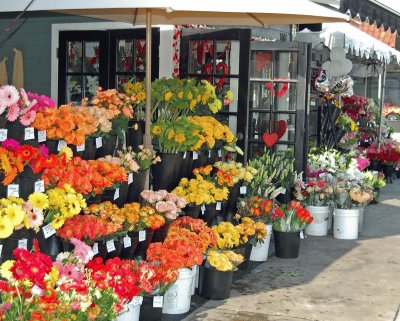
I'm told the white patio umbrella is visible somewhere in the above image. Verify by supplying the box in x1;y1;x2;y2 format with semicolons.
3;0;350;147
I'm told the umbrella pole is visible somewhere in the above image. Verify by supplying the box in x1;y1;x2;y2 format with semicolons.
144;9;153;149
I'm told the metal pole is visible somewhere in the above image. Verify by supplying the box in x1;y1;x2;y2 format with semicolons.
378;62;386;149
143;9;153;149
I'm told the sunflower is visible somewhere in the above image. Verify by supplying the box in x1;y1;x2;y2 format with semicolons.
28;192;49;210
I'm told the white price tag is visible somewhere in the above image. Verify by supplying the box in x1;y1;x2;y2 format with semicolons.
123;236;131;248
132;296;143;306
42;224;56;239
240;186;247;195
7;184;19;197
0;245;3;257
57;140;67;151
106;239;116;253
18;239;27;250
280;188;287;195
76;143;85;152
38;130;46;143
192;151;199;160
216;202;222;211
153;296;163;308
201;204;206;214
218;149;222;157
92;243;99;255
34;180;45;193
300;230;305;239
0;129;7;142
95;137;103;149
138;230;146;242
128;173;133;185
114;188;120;200
24;127;35;140
183;151;187;159
208;150;212;158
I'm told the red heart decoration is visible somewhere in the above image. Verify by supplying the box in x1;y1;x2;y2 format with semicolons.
262;133;278;148
276;120;287;140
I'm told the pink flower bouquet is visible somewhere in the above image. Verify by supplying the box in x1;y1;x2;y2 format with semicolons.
140;189;187;220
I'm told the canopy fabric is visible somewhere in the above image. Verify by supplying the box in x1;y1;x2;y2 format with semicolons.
2;0;349;26
299;22;400;65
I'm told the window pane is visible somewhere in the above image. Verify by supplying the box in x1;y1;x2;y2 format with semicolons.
134;39;146;72
117;39;134;72
67;41;82;73
274;83;296;111
189;40;213;74
250;82;271;110
275;52;298;79
250;51;272;78
271;113;296;142
116;75;131;92
219;78;239;113
84;76;99;100
84;41;100;73
250;112;271;140
67;76;82;105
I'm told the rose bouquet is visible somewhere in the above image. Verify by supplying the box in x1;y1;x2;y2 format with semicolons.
75;105;114;136
235;217;267;246
206;250;244;271
235;196;278;224
97;154;140;174
341;94;368;122
293;178;333;207
213;161;258;185
272;201;313;232
333;180;374;209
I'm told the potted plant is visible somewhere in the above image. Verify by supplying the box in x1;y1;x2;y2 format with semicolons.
272;201;313;258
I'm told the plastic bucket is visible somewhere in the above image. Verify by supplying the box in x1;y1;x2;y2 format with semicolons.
305;206;329;236
116;297;142;321
358;207;365;234
333;208;359;240
191;265;198;295
250;224;272;261
162;268;193;314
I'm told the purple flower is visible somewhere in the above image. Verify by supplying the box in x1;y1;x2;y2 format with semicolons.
2;138;20;151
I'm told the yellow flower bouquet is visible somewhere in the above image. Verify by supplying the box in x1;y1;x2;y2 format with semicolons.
0;196;29;238
207;250;244;271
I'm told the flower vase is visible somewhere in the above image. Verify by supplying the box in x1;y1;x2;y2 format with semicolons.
95;135;117;158
183;205;201;219
224;184;241;222
273;230;301;259
202;203;218;227
119;231;140;260
382;164;394;183
368;159;380;172
133;229;154;260
333;208;359;240
0;228;33;264
139;296;163;321
162;268;193;314
151;220;171;243
126;120;145;152
116;297;143;321
101;182;128;208
199;264;233;300
34;227;63;261
250;224;273;262
73;137;96;160
305;205;329;236
151;152;181;191
126;170;148;203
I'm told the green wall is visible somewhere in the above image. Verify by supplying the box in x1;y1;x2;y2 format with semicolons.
0;12;102;96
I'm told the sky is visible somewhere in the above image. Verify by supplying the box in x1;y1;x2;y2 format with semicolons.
375;0;400;15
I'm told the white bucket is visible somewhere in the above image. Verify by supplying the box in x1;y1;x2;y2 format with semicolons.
358;207;364;234
190;265;198;295
333;208;359;240
162;268;193;314
305;206;329;236
250;224;272;261
116;297;142;321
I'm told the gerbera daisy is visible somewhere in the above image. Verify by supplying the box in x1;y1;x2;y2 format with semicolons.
6;103;19;122
16;145;36;162
26;208;44;231
50;214;65;230
28;192;49;210
20;110;36;126
4;203;25;226
0;260;15;280
0;217;13;238
0;85;19;107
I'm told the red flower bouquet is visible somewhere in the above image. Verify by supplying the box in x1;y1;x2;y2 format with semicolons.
272;201;313;232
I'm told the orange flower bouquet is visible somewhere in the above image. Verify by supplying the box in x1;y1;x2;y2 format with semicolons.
32;105;98;145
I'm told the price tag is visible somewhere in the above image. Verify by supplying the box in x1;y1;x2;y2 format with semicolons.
38;130;46;143
92;243;99;255
123;236;131;248
201;204;206;214
139;230;146;242
7;184;19;197
76;143;85;152
153;296;163;308
183;151;187;159
0;129;7;142
218;150;222;157
57;140;67;151
192;151;198;160
240;186;247;195
18;239;27;250
128;173;133;185
132;296;143;306
0;245;3;258
95;137;103;149
42;224;56;239
114;188;120;200
280;188;287;195
106;239;116;253
300;230;305;239
216;202;222;211
24;127;35;140
208;150;212;158
34;180;45;193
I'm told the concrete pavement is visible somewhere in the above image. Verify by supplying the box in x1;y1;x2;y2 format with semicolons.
182;181;400;321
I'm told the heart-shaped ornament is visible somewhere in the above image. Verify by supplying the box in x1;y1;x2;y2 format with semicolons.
276;120;287;140
262;133;278;148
